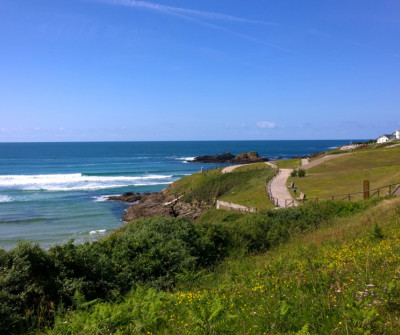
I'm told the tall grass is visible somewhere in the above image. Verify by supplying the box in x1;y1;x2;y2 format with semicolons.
48;198;400;334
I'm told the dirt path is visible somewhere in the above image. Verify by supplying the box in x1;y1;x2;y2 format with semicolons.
300;153;349;170
221;164;243;174
222;161;277;174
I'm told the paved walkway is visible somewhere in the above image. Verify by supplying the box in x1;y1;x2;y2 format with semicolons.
301;158;309;166
269;169;298;208
268;153;350;208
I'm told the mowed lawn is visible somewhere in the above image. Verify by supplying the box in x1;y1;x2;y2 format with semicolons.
289;146;400;200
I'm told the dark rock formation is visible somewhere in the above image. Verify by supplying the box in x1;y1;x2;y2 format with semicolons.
231;151;268;164
122;192;173;222
118;191;208;222
189;151;268;164
189;152;235;163
108;192;148;202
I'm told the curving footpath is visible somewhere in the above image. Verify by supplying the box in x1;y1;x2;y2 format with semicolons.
300;153;349;170
268;169;298;208
268;153;350;208
221;164;243;174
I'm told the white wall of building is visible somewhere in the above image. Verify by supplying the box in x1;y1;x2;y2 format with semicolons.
396;130;400;139
377;136;389;143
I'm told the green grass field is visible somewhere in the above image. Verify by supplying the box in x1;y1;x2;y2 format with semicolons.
219;163;275;210
289;146;400;200
275;158;300;169
166;163;275;209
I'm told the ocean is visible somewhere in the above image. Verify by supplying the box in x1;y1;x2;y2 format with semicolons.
0;140;357;250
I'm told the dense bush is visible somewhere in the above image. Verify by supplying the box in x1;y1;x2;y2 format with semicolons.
0;217;216;334
196;199;380;257
0;199;381;334
297;169;306;177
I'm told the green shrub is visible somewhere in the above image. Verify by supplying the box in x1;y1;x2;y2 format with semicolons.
0;217;217;334
290;169;297;177
298;169;306;177
0;199;382;334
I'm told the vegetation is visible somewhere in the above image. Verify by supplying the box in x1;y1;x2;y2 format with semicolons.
0;198;382;334
289;146;400;200
3;147;400;334
218;163;276;210
166;163;275;209
45;197;400;334
275;158;300;169
290;169;306;178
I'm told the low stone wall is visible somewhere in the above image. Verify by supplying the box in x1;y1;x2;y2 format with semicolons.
216;200;256;213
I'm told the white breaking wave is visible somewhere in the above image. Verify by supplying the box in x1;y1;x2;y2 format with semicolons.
89;229;106;235
171;156;196;162
0;173;173;191
0;195;12;203
93;195;112;202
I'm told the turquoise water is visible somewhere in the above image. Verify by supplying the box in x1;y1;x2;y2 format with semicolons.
0;140;356;249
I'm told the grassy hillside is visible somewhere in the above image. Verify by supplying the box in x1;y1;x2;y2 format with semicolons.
289;146;400;200
47;197;400;334
166;163;275;210
276;158;300;169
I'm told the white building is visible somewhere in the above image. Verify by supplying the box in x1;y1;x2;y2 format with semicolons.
376;130;400;143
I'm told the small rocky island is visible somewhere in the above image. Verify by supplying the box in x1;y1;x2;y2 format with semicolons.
188;151;268;164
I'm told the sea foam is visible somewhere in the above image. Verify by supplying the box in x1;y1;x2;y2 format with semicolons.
0;195;12;203
89;229;106;235
0;173;173;191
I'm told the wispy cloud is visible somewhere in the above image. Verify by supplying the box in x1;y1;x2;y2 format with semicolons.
105;0;275;25
96;0;293;52
257;121;276;129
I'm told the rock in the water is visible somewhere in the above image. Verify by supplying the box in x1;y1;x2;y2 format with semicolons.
108;192;148;202
189;151;268;164
189;152;235;163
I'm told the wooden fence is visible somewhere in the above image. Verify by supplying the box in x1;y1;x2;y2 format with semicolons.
284;182;400;208
266;167;280;207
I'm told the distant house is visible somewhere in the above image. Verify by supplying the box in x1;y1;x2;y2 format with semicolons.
377;130;400;143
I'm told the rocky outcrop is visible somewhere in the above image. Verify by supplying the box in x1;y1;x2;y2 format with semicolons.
115;191;209;222
121;192;173;222
108;192;148;202
189;151;268;164
231;151;268;164
189;152;235;163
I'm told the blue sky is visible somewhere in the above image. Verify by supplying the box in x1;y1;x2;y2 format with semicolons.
1;0;399;141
